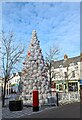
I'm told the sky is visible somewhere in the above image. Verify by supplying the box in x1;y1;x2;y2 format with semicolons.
81;1;82;53
1;2;80;61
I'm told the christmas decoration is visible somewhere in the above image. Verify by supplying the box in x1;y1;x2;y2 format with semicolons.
21;30;51;105
28;52;31;57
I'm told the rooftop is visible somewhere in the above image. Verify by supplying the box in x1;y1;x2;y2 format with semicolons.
52;55;80;68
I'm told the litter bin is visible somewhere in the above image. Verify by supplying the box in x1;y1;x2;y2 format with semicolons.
47;96;56;106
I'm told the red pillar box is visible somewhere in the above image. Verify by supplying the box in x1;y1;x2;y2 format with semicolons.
33;90;39;111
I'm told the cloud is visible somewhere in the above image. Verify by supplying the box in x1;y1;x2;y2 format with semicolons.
2;2;80;60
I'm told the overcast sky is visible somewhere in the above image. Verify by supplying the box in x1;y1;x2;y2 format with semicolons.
2;2;80;60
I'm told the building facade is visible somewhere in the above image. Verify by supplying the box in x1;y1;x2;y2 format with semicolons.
9;72;21;93
1;72;22;97
1;77;11;97
50;54;81;93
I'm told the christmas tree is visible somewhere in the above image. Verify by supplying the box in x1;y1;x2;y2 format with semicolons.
21;30;51;105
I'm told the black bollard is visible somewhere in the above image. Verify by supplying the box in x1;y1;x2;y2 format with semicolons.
56;92;59;106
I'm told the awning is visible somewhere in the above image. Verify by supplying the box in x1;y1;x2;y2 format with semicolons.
55;80;65;84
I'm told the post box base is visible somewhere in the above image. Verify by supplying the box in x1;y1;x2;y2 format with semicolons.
33;106;39;112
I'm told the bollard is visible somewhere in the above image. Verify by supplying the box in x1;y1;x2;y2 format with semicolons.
33;90;39;112
56;92;59;106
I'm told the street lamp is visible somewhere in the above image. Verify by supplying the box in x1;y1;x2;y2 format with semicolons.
63;55;69;92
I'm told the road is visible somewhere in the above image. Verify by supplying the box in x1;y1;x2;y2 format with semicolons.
22;102;80;118
0;100;2;120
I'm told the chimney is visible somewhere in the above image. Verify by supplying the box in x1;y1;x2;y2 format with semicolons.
64;54;68;60
80;53;82;62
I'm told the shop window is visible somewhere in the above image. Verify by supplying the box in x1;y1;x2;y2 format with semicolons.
56;85;59;89
68;83;78;91
59;84;63;91
68;84;73;91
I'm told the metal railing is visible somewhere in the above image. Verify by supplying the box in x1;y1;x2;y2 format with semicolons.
58;92;80;105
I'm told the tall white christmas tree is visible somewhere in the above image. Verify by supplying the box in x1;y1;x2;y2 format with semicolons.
21;30;51;105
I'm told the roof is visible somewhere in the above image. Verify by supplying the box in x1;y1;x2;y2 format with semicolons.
52;56;80;68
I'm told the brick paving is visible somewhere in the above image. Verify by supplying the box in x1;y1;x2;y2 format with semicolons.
2;106;32;118
1;94;57;119
1;94;80;119
2;104;55;118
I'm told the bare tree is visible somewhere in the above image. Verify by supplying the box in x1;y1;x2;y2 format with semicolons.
45;45;60;87
0;32;24;107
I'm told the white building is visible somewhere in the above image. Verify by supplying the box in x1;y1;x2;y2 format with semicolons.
1;77;10;97
9;72;21;93
50;54;81;93
1;72;22;97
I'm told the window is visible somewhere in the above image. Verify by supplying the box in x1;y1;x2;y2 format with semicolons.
64;84;66;89
75;66;78;71
70;62;75;66
56;85;59;89
72;71;75;78
51;82;56;88
59;84;63;91
64;72;67;78
59;65;63;68
68;83;78;91
52;73;55;79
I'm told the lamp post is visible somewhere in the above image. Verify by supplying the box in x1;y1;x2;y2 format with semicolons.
46;61;52;92
63;55;69;92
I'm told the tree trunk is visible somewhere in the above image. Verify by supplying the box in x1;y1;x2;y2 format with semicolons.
50;76;52;86
2;80;6;107
49;62;52;86
49;62;52;96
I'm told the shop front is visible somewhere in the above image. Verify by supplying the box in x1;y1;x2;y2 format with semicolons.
55;80;66;93
68;80;80;93
51;80;79;93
